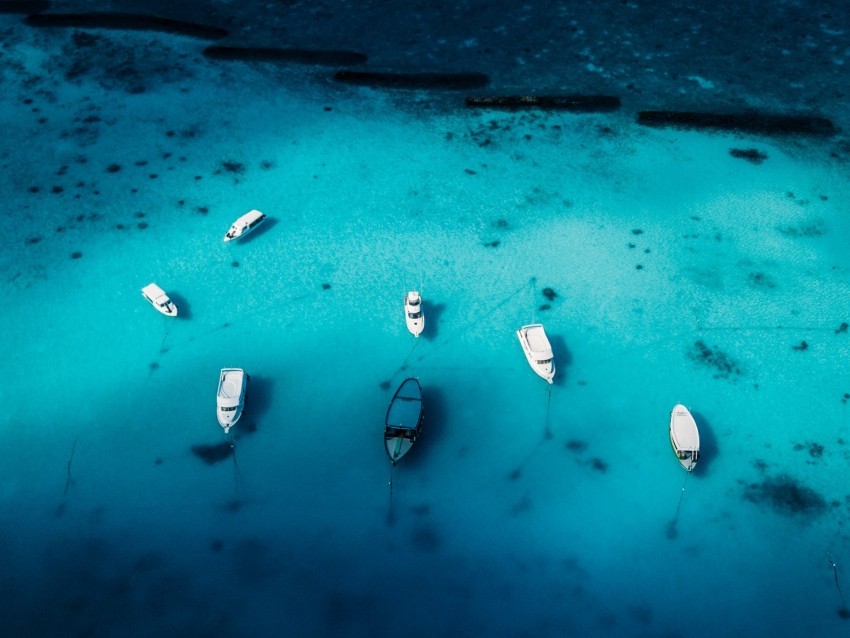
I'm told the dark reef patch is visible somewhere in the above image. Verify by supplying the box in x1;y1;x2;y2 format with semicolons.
24;13;228;40
566;439;587;453
334;70;489;90
637;111;836;136
484;240;500;248
231;261;239;268
191;442;233;465
835;322;848;334
541;287;557;301
793;441;824;458
743;473;827;516
321;283;331;290
465;95;620;112
379;380;391;390
729;148;767;164
687;340;742;379
220;161;245;174
203;46;367;66
25;236;42;245
589;458;608;473
106;163;121;173
777;221;826;237
411;524;440;552
70;251;82;259
792;340;808;351
748;272;776;288
0;1;50;13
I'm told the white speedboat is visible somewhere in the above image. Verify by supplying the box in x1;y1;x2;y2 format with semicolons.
670;404;700;471
516;323;555;383
217;368;248;433
223;209;266;242
141;283;178;317
405;290;424;337
385;377;424;464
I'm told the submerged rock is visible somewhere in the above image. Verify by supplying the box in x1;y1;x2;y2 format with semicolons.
743;474;827;517
191;442;232;465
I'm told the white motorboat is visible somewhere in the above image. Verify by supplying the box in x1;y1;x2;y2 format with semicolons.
405;290;425;337
141;283;178;317
670;404;700;471
384;377;424;464
217;368;248;433
516;323;555;383
223;209;266;242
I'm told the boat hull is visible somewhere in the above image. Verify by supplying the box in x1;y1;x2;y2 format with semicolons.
141;283;178;317
670;404;700;471
384;377;424;464
404;291;424;337
224;209;266;242
217;368;247;433
516;324;555;383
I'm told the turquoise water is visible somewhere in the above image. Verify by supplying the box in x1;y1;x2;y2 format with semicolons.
3;6;850;637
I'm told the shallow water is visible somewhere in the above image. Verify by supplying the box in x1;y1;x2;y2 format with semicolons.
2;3;850;637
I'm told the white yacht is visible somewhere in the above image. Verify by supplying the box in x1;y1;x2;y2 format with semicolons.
670;404;700;471
223;209;266;242
217;368;248;433
141;283;178;317
517;323;555;383
385;377;424;464
405;290;425;337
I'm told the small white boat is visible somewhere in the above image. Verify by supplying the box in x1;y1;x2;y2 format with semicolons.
141;283;178;317
516;323;555;383
217;368;248;433
405;290;425;337
223;209;266;242
385;377;424;464
670;404;700;471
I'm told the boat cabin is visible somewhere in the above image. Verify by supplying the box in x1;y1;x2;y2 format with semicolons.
141;283;178;316
224;209;266;241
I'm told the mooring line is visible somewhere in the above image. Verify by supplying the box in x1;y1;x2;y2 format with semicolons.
64;437;78;496
674;472;690;518
828;552;846;604
412;278;534;366
228;433;242;496
397;338;421;373
387;464;396;525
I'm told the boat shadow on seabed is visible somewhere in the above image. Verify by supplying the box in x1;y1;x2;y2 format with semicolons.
547;334;572;386
689;409;718;477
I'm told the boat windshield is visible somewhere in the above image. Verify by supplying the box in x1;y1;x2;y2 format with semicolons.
408;311;422;319
536;359;552;364
221;406;237;412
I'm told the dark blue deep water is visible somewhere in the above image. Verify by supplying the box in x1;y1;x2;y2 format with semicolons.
2;1;850;636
